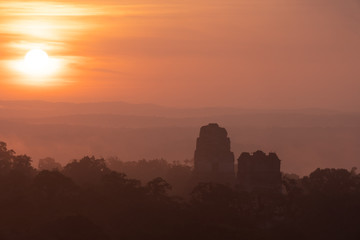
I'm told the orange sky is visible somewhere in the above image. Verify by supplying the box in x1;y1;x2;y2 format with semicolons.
0;0;359;110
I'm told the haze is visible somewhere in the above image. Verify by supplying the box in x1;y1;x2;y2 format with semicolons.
0;0;359;175
1;1;360;239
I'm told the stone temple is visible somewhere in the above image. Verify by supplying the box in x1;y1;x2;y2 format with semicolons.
237;151;281;191
194;123;282;191
194;123;235;183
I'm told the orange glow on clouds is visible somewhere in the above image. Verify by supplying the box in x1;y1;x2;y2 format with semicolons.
0;1;359;110
0;3;90;86
0;2;106;16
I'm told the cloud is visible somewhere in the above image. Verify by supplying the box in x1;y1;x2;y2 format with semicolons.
0;2;106;16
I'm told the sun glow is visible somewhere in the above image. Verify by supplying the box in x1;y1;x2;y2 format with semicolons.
17;49;59;77
24;49;49;73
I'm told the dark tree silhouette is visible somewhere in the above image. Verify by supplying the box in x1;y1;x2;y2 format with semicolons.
34;170;77;200
0;142;35;178
0;140;360;240
107;158;193;195
62;156;110;185
147;177;172;197
0;141;14;174
302;168;359;195
12;154;35;176
41;215;109;240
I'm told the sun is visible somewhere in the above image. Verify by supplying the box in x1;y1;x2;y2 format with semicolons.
9;47;62;85
23;49;51;76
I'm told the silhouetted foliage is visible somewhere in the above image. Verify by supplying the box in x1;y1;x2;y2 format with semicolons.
0;142;35;178
0;141;360;240
12;155;36;176
41;215;110;240
63;156;110;185
302;168;359;195
147;177;172;197
0;141;14;174
107;158;193;195
34;170;77;200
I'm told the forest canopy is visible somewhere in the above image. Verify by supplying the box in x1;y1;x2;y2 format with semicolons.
0;141;359;240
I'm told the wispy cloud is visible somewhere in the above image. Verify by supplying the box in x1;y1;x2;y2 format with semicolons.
0;2;107;16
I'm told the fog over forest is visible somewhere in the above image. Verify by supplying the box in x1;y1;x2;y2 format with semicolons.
0;101;359;175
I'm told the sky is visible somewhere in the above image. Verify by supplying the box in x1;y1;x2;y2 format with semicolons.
0;0;359;110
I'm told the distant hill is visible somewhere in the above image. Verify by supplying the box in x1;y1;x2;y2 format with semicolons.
0;100;346;119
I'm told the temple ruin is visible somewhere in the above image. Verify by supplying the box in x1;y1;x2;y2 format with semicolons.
237;151;282;191
194;123;282;191
194;123;235;183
